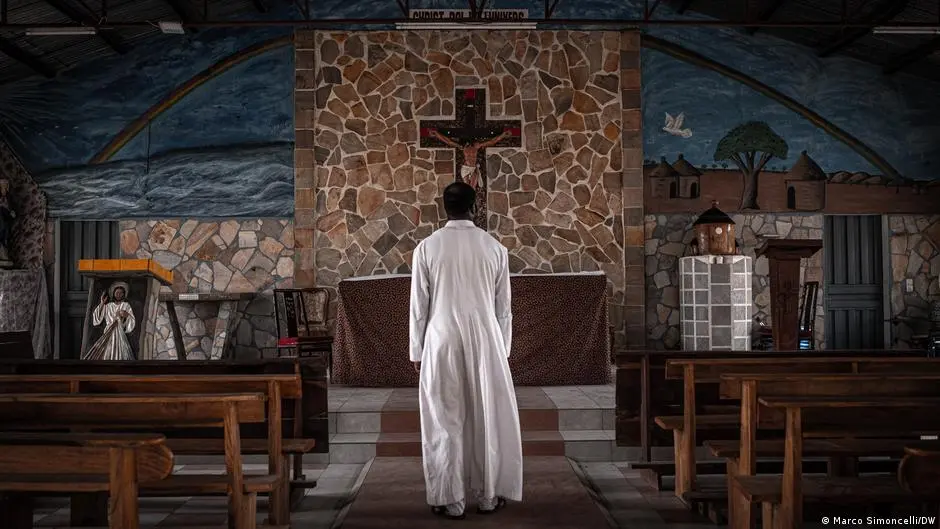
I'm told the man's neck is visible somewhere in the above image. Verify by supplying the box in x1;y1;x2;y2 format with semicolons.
448;216;472;222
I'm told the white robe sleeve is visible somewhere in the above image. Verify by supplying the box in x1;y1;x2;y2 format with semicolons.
92;303;105;326
408;243;430;363
120;302;136;334
495;246;512;356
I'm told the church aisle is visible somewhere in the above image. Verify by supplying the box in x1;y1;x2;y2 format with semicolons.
335;456;614;528
327;383;627;464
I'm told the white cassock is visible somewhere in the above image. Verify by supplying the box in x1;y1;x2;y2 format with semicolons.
409;219;523;508
84;301;136;361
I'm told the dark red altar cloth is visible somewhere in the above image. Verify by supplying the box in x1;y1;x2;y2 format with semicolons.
331;272;611;387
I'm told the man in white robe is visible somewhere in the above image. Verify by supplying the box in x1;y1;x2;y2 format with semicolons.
83;281;136;361
409;181;523;520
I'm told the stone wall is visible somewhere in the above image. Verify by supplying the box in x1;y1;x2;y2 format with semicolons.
298;30;644;346
645;213;825;349
120;219;294;359
0;140;46;270
888;215;940;348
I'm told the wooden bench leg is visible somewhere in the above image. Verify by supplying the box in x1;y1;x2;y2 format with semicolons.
761;502;776;529
269;454;291;525
1;493;33;529
778;407;803;529
672;429;686;498
674;428;696;497
108;447;139;529
726;458;738;525
229;492;257;529
71;492;108;526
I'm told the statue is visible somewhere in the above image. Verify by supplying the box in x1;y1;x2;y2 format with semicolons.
83;281;137;360
0;179;15;269
427;128;513;228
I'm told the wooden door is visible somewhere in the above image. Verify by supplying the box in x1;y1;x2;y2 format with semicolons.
824;215;886;349
58;221;120;359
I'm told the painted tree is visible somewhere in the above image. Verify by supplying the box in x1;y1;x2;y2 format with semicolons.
714;121;788;210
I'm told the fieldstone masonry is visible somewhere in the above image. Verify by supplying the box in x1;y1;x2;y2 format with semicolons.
120;219;294;359
645;213;825;349
888;215;940;348
296;30;644;347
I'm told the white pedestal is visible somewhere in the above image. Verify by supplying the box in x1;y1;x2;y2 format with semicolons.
679;255;752;351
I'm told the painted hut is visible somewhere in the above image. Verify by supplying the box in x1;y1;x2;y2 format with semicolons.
648;157;681;199
672;154;701;198
785;151;827;211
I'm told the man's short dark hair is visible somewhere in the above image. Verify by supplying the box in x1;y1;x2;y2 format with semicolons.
443;182;476;217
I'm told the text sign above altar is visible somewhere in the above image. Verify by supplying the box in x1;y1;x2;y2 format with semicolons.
408;9;529;21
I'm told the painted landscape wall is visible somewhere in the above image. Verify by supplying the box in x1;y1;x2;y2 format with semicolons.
0;19;295;218
637;3;940;348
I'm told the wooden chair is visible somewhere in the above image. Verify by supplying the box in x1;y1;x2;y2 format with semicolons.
273;288;332;358
797;281;819;349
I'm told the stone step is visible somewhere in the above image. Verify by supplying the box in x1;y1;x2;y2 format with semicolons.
327;430;633;464
330;407;615;434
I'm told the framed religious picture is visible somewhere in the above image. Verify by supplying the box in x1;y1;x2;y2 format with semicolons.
77;259;172;361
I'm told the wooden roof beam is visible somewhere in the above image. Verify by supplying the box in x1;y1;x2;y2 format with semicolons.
817;0;910;57
41;0;130;54
746;0;788;35
0;36;56;77
883;36;940;74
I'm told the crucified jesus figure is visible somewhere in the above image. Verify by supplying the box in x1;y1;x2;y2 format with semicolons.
427;128;513;189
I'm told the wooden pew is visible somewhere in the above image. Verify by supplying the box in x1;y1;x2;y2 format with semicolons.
0;432;173;529
0;392;269;529
0;373;305;526
744;395;940;529
0;357;328;505
722;373;940;529
615;349;927;465
650;356;938;498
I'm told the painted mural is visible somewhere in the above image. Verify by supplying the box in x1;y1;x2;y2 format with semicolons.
0;9;298;218
639;5;940;206
0;0;937;219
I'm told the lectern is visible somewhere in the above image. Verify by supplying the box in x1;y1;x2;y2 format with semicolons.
756;239;822;351
78;259;173;360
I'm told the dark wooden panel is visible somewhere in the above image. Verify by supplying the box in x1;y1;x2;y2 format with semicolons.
58;221;119;360
824;216;884;349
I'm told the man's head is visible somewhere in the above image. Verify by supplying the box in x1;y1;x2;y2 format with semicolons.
442;181;476;220
113;287;126;301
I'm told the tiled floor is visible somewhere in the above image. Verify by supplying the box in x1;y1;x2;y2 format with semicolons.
326;384;632;463
328;384;615;412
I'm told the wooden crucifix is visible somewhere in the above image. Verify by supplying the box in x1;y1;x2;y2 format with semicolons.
419;88;521;230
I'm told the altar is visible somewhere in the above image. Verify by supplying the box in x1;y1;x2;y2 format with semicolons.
331;272;611;387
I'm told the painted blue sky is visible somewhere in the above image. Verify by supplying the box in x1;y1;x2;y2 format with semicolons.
0;0;937;188
0;5;296;174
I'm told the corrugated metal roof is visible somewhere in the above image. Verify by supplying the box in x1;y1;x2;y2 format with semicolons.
0;0;268;86
676;0;940;80
0;0;937;86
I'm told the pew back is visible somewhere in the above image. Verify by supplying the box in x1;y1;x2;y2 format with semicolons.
0;358;327;453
